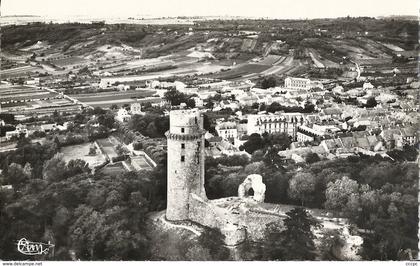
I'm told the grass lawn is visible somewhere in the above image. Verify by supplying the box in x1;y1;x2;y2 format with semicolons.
60;142;106;169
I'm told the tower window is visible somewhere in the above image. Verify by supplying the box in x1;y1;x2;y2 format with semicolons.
181;155;185;162
181;128;185;133
181;143;185;149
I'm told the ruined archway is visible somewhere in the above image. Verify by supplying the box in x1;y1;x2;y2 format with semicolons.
238;174;266;202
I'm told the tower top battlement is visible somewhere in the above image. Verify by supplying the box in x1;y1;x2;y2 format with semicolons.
169;108;204;135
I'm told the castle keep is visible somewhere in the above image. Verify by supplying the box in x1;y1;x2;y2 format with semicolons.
165;109;206;220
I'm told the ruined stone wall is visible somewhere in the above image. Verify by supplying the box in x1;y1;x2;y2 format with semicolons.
188;194;248;245
188;193;220;228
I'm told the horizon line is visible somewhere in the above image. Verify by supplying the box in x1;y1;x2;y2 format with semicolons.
1;13;418;20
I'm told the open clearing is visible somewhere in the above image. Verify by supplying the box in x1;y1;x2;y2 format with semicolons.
61;142;106;169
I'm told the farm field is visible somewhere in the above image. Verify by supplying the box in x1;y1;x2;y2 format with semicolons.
0;85;38;95
50;56;88;67
60;142;107;169
73;90;156;103
82;98;139;107
0;85;63;104
260;56;300;76
0;65;43;78
355;58;392;66
307;49;340;68
212;63;271;80
379;42;405;52
2;98;74;109
1;91;56;102
257;55;284;66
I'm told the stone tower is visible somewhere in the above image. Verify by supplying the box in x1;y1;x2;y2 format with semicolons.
165;109;206;221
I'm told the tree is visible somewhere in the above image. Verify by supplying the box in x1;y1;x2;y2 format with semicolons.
97;113;115;129
365;97;378;108
43;153;68;183
288;172;316;206
6;163;28;189
91;107;107;115
303;101;316;113
69;205;108;259
185;98;196;108
263;146;284;169
67;159;90;177
261;76;276;89
164;88;191;106
22;163;33;179
265;208;322;260
319;229;346;260
88;144;97;155
87;125;110;141
305;152;320;164
325;176;359;212
197;227;230;260
128;114;168;138
263;168;289;203
263;132;291;151
74;113;87;124
240;133;264;154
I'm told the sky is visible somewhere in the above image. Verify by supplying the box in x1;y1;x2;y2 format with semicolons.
2;0;418;19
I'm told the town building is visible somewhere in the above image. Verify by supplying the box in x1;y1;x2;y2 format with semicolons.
284;77;311;90
130;102;144;115
215;122;238;141
116;108;131;122
296;125;325;142
5;124;28;140
247;113;305;140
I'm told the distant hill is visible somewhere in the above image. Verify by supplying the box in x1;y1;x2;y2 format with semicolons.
377;15;418;21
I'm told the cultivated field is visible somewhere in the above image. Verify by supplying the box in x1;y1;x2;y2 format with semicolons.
73;90;156;107
50;56;88;67
257;55;284;66
0;85;61;103
0;65;44;78
212;63;271;80
307;49;340;68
